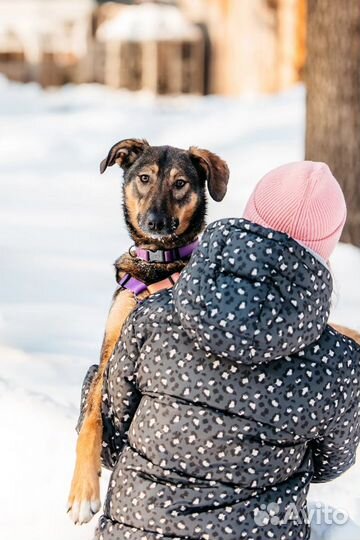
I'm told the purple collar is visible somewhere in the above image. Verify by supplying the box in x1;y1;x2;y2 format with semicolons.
133;238;199;263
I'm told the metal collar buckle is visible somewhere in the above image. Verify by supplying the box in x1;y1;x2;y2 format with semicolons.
148;249;167;263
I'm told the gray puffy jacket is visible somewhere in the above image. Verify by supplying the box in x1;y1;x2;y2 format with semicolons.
81;219;360;540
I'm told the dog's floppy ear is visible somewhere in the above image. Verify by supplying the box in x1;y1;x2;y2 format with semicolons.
100;138;149;174
188;147;229;202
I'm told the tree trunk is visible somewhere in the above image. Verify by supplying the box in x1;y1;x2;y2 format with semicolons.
305;0;360;246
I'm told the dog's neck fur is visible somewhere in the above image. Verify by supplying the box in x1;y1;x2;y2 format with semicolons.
115;206;205;285
114;242;198;285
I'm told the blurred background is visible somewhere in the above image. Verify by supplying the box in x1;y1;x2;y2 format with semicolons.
0;1;360;540
0;0;305;94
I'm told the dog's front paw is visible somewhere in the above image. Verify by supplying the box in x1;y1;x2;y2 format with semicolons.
67;467;101;525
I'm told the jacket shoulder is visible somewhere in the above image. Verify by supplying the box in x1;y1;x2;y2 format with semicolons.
313;325;360;362
128;289;176;337
304;325;360;409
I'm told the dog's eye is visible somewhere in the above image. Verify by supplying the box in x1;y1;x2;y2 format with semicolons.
139;174;150;183
174;179;186;189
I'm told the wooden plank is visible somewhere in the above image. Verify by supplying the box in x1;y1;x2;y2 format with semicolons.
141;41;158;93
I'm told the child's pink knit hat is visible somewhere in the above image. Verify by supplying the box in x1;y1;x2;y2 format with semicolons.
243;161;347;261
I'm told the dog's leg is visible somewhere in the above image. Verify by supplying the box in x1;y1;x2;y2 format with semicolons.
68;288;137;524
331;323;360;345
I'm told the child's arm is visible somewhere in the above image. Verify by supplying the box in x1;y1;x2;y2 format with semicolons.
311;400;360;482
76;321;141;470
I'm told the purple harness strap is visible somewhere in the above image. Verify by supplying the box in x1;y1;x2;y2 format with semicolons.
118;274;149;296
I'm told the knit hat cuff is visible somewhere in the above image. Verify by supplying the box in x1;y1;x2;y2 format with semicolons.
243;190;347;261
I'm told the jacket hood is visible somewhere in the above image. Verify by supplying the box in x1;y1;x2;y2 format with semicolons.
173;218;333;364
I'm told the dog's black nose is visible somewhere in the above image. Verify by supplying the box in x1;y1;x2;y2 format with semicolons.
147;213;165;232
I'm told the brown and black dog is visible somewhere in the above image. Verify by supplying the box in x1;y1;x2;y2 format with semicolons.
67;139;230;524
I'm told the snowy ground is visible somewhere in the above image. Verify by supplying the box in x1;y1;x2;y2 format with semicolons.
0;76;359;540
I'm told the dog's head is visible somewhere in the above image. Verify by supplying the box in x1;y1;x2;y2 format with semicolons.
100;138;229;247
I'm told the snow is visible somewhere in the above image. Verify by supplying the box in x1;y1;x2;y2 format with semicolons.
0;75;359;540
97;3;201;43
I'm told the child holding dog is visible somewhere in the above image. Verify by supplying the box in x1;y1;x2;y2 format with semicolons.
80;161;360;540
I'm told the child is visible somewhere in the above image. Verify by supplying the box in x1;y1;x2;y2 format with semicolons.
81;161;360;540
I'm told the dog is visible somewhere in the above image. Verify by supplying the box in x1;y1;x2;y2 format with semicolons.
67;138;230;524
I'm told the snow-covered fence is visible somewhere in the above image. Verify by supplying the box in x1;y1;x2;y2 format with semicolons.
96;3;205;95
0;0;94;86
